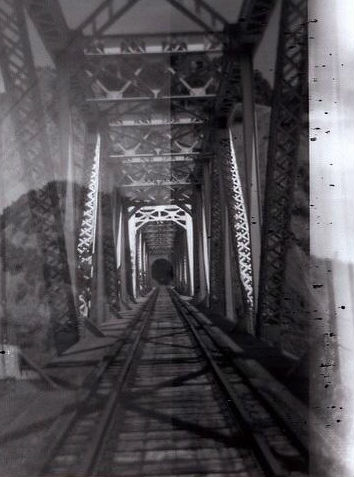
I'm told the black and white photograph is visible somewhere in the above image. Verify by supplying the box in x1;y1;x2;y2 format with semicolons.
0;1;353;476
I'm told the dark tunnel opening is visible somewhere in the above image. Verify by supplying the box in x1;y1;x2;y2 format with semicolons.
151;258;174;285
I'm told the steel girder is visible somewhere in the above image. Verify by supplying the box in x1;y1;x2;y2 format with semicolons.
215;0;276;120
110;121;204;188
100;188;120;318
85;50;222;103
76;131;101;332
82;36;222;205
135;206;188;231
23;0;71;57
84;33;224;56
116;162;201;188
138;206;188;255
257;0;308;334
119;183;193;204
165;0;227;33
78;0;142;37
109;122;205;156
238;0;278;44
209;157;225;314
191;187;201;298
216;129;253;325
0;0;78;351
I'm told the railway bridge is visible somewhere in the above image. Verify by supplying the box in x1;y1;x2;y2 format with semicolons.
0;1;354;476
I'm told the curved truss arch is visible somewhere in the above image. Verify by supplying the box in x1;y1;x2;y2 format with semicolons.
135;205;191;231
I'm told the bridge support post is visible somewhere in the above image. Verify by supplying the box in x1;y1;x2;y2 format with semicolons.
120;204;135;306
192;186;208;303
209;156;226;315
216;129;253;331
57;56;79;311
240;52;262;313
100;168;121;320
257;0;308;344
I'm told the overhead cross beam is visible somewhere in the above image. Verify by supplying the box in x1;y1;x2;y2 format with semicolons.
215;0;277;120
238;0;278;45
23;0;71;58
166;0;227;33
78;0;142;37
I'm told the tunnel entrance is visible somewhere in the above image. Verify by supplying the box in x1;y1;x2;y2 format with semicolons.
151;259;174;285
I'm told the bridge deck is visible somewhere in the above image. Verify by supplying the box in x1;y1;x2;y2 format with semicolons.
0;289;308;477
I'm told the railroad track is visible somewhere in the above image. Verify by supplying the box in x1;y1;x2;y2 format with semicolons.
40;287;308;477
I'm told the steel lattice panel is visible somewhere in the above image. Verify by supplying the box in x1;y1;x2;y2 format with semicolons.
100;189;120;317
209;157;225;314
76;131;101;331
257;0;308;333
216;130;253;319
0;0;78;352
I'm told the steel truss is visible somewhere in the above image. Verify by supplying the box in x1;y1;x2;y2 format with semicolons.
257;0;308;335
215;0;276;119
77;131;101;332
8;0;290;328
84;33;224;56
100;188;120;318
0;0;78;352
216;129;253;319
209;157;225;314
135;206;188;231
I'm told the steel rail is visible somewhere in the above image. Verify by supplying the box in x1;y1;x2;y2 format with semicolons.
169;288;307;477
39;288;158;476
74;288;159;476
172;289;309;456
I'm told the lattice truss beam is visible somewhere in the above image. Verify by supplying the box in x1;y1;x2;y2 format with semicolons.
142;222;179;253
14;0;281;311
109;122;205;158
257;0;308;330
217;129;253;313
135;206;188;231
215;0;276;119
76;132;101;330
117;162;201;187
0;0;78;350
121;183;193;205
95;39;222;203
84;47;222;102
135;205;191;254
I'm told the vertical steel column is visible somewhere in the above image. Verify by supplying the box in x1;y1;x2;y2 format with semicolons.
117;204;130;308
257;0;307;339
223;206;235;322
240;52;262;312
192;186;208;303
128;212;137;299
100;161;121;319
216;129;251;329
77;130;100;333
183;232;191;296
122;204;135;304
209;155;226;315
135;229;142;297
0;0;78;352
202;161;212;306
141;235;148;294
192;188;201;300
58;55;78;308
